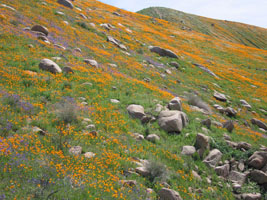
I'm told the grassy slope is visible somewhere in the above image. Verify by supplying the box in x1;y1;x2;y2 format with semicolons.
137;7;267;50
0;0;266;199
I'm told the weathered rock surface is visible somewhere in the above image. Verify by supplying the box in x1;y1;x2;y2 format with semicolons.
39;59;62;74
158;110;188;133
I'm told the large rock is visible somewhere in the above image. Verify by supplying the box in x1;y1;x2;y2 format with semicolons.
158;110;188;133
195;133;210;157
249;170;267;184
203;149;222;167
127;104;145;120
228;170;247;185
57;0;74;8
39;59;62;74
149;46;178;59
181;146;196;156
214;91;227;102
31;25;49;36
158;188;183;200
168;97;182;111
247;151;267;169
241;193;261;200
215;164;230;178
251;118;267;130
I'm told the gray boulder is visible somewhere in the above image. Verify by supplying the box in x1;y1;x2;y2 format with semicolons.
247;151;267;169
158;110;188;133
57;0;74;8
241;193;261;200
127;104;145;120
158;188;183;200
146;134;160;143
31;25;49;36
39;59;62;74
240;100;252;109
214;91;227;102
249;170;267;184
251;118;267;130
215;164;230;178
195;133;210;157
84;59;98;67
181;146;196;156
203;149;222;167
168;97;182;111
149;46;178;58
228;170;247;185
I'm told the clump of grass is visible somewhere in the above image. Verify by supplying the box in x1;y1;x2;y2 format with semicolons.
145;160;168;183
188;94;212;113
55;97;79;125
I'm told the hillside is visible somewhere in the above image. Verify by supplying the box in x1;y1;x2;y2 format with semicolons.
137;7;267;50
0;0;267;199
